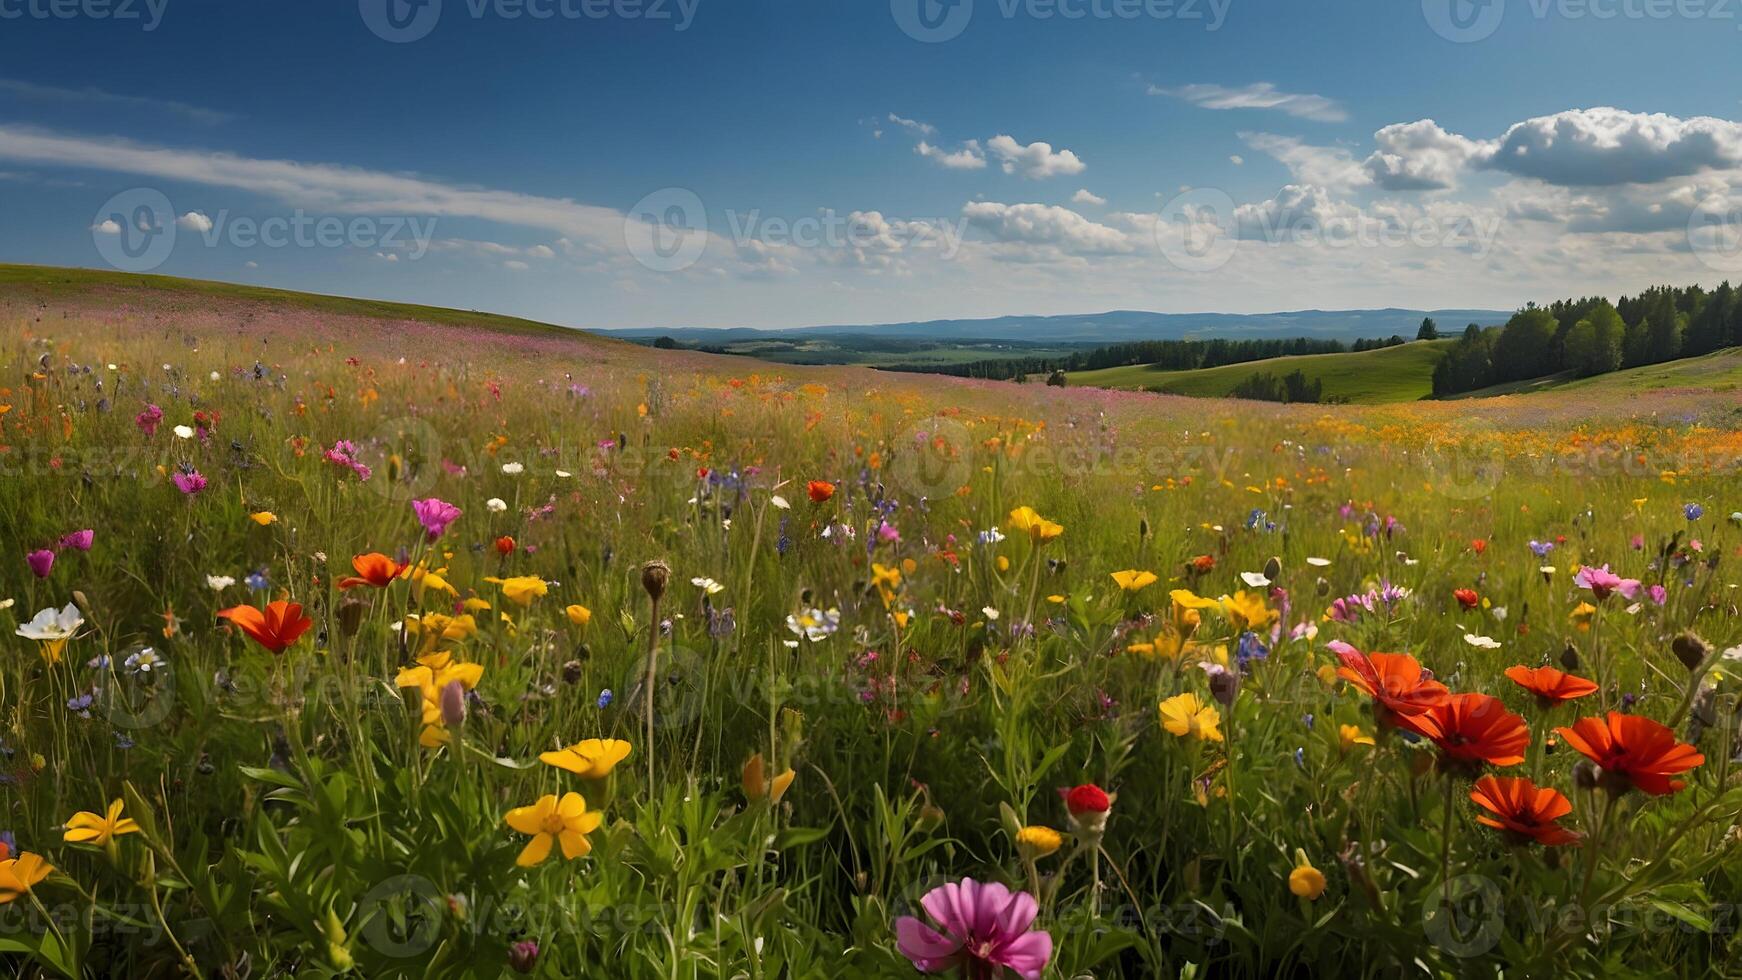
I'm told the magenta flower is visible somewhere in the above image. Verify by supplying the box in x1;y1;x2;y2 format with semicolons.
322;440;373;481
412;498;462;540
173;470;208;496
25;549;54;578
58;529;94;552
1574;564;1639;601
895;878;1052;980
135;404;163;437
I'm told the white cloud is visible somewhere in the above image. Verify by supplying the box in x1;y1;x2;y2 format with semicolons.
1479;107;1742;186
503;260;530;270
1229;155;1244;166
888;113;937;137
916;139;987;170
176;210;214;233
1071;188;1106;206
0;79;234;126
961;201;1134;255
0;125;632;248
1153;82;1347;123
93;218;121;235
1239;132;1370;192
1363;119;1487;191
987;135;1086;179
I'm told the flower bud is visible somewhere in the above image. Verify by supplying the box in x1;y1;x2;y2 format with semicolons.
439;679;467;727
641;560;671;601
1263;556;1282;582
1671;630;1710;672
337;597;365;638
508;940;540;975
1559;642;1581;672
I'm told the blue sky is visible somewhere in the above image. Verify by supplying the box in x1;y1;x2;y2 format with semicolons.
3;0;1742;328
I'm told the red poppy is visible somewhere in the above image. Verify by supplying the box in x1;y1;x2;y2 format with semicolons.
1556;712;1705;796
1504;665;1598;707
1453;588;1480;611
1398;693;1529;772
1060;783;1110;815
1333;644;1449;725
495;535;517;556
217;600;314;654
337;552;406;590
1187;554;1216;574
1471;538;1487;555
807;480;835;503
1469;775;1581;846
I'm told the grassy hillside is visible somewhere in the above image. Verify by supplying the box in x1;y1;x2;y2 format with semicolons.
1067;338;1454;404
0;263;604;342
1450;347;1742;399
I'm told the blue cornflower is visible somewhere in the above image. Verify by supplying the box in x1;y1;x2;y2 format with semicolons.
596;689;613;709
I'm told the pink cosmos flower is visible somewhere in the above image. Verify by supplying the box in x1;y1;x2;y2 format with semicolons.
25;549;54;578
412;498;462;540
135;404;163;437
58;529;94;552
322;440;373;481
1574;565;1639;602
173;470;208;495
1647;584;1667;606
895;878;1052;980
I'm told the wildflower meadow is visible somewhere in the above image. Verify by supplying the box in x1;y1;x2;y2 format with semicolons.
0;282;1739;977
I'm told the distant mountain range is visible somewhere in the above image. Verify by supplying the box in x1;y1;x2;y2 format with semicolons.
599;308;1513;345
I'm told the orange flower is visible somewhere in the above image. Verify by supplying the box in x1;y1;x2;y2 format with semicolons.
495;535;517;556
1504;665;1598;708
1469;776;1581;846
1398;693;1529;772
217;600;313;654
1332;643;1449;726
1453;588;1480;611
1556;712;1705;796
807;480;835;503
338;552;407;590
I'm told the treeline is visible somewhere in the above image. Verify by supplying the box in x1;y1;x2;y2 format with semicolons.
880;334;1410;381
1431;282;1742;396
1229;369;1341;404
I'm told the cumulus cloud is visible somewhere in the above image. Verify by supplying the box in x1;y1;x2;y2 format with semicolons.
916;139;987;170
1479;107;1742;186
92;218;121;235
962;201;1133;254
176;210;214;233
987;135;1087;179
1153;82;1348;123
1362;120;1486;191
1239;132;1370;192
1071;188;1106;206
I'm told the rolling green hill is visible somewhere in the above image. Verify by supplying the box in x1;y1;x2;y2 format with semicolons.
1448;347;1742;399
0;263;603;342
1067;338;1455;404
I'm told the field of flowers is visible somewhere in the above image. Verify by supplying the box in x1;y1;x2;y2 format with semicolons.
0;280;1739;977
